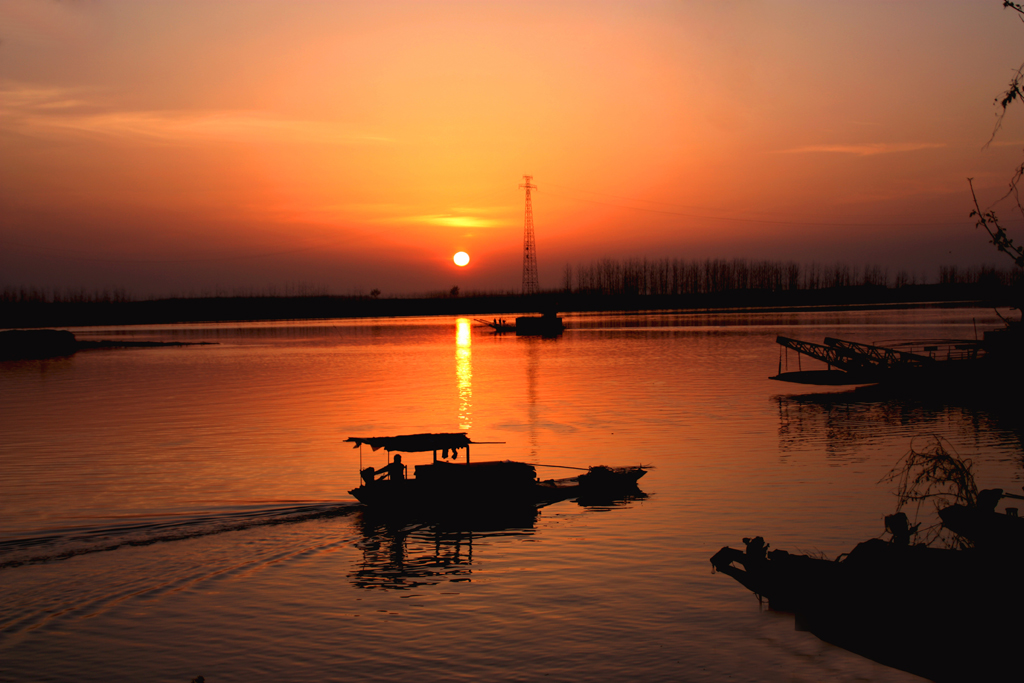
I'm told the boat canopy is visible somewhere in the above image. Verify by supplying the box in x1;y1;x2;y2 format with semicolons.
345;432;472;453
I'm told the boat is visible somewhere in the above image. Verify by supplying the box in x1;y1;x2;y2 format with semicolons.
514;311;563;337
474;318;517;334
345;432;647;515
937;486;1024;548
710;503;1024;682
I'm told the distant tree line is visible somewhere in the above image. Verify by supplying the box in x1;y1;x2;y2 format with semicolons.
561;258;1022;297
2;260;1021;306
1;286;135;305
0;282;331;304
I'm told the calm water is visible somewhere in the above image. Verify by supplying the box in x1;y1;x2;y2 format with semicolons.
2;308;1021;682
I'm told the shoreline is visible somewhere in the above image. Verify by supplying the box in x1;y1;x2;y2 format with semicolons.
0;283;1013;330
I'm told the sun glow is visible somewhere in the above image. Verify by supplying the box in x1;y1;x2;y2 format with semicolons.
453;251;470;267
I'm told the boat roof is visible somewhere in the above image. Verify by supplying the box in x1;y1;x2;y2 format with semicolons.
345;432;472;453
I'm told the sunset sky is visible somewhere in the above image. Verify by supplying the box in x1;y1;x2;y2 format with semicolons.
3;1;1024;297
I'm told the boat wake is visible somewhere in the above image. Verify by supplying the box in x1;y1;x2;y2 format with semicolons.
0;501;360;569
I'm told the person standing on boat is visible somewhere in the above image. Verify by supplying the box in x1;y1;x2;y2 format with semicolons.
375;454;405;481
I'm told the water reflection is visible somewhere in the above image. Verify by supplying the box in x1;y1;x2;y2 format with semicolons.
456;318;472;430
776;389;1024;463
348;510;536;591
347;490;649;592
526;339;539;459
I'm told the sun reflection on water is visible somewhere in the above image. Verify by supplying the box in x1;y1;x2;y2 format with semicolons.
456;318;472;430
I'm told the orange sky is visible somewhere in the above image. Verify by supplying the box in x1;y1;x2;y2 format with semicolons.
3;1;1024;297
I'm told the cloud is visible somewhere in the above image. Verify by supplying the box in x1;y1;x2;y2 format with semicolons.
1;83;89;109
1;81;392;146
405;214;504;229
777;142;946;156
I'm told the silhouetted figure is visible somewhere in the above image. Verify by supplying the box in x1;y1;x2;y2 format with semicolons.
361;467;376;486
376;454;405;481
742;536;768;563
884;512;918;546
745;536;770;557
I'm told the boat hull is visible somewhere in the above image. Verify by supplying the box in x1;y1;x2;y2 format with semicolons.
515;316;563;336
711;537;1023;682
350;462;647;516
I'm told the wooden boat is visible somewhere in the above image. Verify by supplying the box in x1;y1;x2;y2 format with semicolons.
710;509;1023;682
345;432;647;515
473;312;565;336
937;487;1024;548
474;318;517;334
514;312;563;337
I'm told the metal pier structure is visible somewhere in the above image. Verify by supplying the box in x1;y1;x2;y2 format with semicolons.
771;335;986;386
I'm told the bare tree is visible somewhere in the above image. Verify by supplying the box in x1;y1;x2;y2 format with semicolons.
969;2;1024;271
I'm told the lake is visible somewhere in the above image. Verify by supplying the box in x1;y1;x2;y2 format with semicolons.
1;307;1020;682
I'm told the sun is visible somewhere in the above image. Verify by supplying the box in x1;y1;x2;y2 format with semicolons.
453;251;470;267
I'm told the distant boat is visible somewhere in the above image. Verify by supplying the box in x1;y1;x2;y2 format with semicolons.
345;432;647;516
475;318;517;334
514;312;564;337
474;313;565;336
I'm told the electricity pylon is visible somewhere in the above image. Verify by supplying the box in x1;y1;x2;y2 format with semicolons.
520;175;539;295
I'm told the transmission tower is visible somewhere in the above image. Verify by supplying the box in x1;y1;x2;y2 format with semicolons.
520;175;539;295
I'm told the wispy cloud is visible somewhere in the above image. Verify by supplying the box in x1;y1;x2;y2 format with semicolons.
405;214;504;229
449;205;515;215
22;111;394;145
1;83;89;110
777;142;946;156
1;81;392;146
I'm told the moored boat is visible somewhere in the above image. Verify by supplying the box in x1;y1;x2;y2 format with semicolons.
515;312;563;337
710;504;1024;682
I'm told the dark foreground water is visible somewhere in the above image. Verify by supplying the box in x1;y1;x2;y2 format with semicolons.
2;308;1021;682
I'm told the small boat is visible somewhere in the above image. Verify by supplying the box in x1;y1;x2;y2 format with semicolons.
474;318;517;334
937;486;1024;548
514;311;563;337
474;312;565;336
345;432;647;515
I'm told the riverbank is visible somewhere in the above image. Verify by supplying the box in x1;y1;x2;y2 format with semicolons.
0;281;1014;329
0;328;215;360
